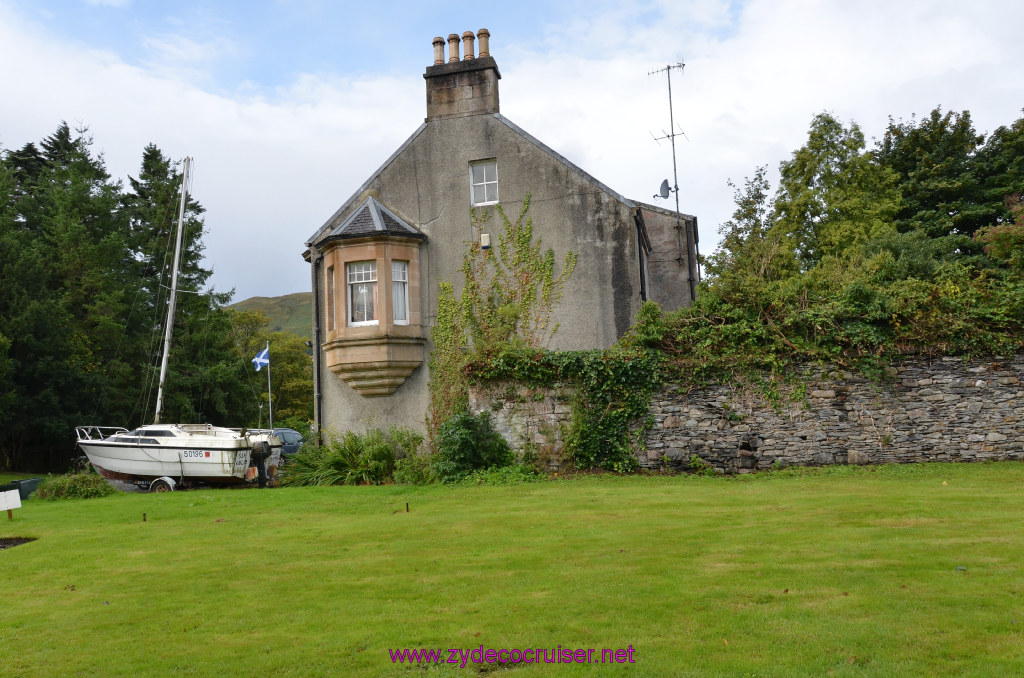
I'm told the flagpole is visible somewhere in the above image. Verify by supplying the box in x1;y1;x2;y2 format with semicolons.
265;341;273;431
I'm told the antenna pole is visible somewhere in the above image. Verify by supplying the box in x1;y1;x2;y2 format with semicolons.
649;62;699;302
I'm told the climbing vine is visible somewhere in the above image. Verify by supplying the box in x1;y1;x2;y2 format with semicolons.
462;194;577;354
466;346;664;472
425;195;577;450
425;281;468;451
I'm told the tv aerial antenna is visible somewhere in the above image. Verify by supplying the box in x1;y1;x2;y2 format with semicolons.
649;60;699;302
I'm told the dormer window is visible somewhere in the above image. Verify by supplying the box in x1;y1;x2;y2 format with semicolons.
470;160;498;206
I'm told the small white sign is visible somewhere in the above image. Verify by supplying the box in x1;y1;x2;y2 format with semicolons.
1;489;21;511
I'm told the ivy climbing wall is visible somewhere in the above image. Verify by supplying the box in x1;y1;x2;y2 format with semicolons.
471;355;1024;473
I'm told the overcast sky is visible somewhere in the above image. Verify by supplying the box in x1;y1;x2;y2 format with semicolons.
2;0;1022;303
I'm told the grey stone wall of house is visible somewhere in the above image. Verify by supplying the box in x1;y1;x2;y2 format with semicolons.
468;355;1024;472
313;111;647;436
307;37;700;439
637;203;698;311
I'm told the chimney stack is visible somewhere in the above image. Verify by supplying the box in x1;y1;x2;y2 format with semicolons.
424;29;501;121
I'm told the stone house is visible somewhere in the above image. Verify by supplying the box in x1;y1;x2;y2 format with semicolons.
303;29;699;435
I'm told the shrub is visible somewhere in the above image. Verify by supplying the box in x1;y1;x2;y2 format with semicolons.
280;426;423;486
35;472;116;500
434;411;513;482
393;453;437;485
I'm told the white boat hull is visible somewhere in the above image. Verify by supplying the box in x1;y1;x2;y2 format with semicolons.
75;425;281;489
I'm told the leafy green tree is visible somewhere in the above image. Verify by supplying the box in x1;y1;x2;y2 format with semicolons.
975;113;1024;226
228;310;313;427
773;113;900;268
119;146;262;428
0;124;132;470
974;195;1024;273
705;166;795;303
876;108;989;244
0;128;272;471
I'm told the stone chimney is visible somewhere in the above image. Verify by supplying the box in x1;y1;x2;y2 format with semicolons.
424;29;500;121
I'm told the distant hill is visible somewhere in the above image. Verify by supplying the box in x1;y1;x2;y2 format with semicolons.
229;292;312;339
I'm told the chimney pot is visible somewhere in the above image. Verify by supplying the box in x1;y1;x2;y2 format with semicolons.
432;37;445;65
477;28;490;57
447;33;461;62
424;29;500;121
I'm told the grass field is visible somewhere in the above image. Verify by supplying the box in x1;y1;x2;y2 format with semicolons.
2;463;1023;677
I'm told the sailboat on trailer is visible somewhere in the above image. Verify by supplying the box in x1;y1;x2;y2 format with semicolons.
75;157;281;492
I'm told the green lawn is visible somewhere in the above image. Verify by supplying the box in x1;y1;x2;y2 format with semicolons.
2;463;1023;677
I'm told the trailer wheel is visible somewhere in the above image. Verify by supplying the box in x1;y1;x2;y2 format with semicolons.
150;478;175;493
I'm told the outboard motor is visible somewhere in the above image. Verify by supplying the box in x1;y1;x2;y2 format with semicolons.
250;441;271;489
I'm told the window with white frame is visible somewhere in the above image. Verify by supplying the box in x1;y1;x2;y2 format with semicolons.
347;261;378;325
392;261;409;324
326;265;336;330
470;160;498;206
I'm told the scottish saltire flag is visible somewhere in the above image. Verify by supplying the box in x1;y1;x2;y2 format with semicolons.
252;347;270;372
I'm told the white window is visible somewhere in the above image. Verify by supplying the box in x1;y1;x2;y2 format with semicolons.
347;261;378;326
392;261;409;324
326;265;336;331
470;160;498;206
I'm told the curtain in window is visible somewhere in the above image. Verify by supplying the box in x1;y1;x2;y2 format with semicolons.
392;261;408;323
347;261;377;324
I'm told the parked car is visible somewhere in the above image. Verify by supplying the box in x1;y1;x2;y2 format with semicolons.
275;428;305;456
250;428;305;457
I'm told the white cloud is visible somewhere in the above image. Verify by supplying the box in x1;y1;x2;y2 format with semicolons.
501;0;1024;251
2;0;1023;301
141;33;240;69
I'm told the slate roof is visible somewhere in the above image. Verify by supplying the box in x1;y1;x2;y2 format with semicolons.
326;196;425;241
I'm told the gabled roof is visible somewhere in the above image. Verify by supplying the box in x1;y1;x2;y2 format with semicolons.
323;196;425;242
306;112;647;249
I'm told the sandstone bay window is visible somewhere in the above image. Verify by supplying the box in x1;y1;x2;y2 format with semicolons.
392;260;409;324
347;261;378;325
470;159;498;206
317;196;427;396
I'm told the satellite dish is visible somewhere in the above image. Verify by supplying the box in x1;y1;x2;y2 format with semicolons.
658;179;671;199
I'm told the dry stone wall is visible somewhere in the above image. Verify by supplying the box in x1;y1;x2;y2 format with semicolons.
647;355;1023;473
470;355;1024;473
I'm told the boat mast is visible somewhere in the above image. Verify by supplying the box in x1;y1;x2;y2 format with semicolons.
154;156;191;424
